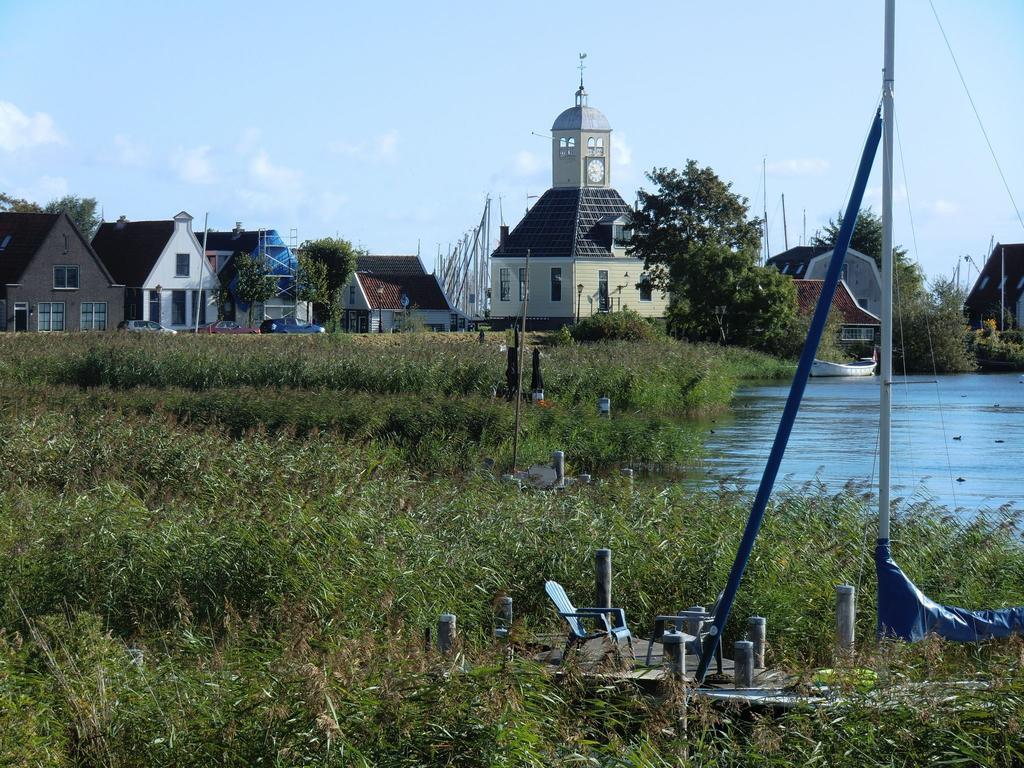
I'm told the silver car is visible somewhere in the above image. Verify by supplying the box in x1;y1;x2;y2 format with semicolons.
117;319;178;335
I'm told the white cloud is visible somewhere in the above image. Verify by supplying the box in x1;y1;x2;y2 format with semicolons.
328;129;400;162
765;158;830;176
514;150;543;177
113;133;149;166
18;175;68;202
612;132;633;166
374;130;399;161
172;145;215;184
239;149;305;213
0;101;63;151
931;198;957;216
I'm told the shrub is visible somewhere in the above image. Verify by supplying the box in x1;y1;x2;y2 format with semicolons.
570;310;663;343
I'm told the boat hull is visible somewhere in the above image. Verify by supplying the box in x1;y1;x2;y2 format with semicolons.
810;359;876;377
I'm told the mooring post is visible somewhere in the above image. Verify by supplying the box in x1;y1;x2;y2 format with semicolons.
620;467;634;488
438;613;457;655
836;584;855;655
552;451;565;487
747;616;766;668
662;630;685;679
578;473;592;484
734;640;754;688
595;548;612;609
683;605;705;654
598;396;611;418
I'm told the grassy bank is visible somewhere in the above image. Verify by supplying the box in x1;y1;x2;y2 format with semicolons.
0;333;792;413
1;402;1022;764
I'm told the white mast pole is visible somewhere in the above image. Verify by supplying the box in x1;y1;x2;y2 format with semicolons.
879;0;895;541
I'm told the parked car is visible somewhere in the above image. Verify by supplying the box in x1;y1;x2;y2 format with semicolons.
117;319;177;334
259;317;326;334
196;320;258;334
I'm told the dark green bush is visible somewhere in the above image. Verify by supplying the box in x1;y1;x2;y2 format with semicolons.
570;310;664;343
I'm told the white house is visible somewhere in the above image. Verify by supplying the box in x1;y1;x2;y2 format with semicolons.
93;211;220;329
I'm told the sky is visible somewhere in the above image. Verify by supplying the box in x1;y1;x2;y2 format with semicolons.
1;0;1022;282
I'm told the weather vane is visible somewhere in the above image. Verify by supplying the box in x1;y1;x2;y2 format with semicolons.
578;52;587;88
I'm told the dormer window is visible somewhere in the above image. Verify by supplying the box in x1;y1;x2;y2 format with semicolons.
587;137;605;157
612;223;632;247
558;137;577;158
0;234;11;251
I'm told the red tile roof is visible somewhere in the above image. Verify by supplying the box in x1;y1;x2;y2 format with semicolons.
356;272;452;311
794;279;880;325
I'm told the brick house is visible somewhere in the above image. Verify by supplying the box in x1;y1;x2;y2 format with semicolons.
0;212;123;331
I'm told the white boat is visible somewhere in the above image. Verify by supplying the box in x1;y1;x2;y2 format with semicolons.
810;359;876;377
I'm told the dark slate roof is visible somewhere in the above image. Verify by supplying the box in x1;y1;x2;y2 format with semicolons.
357;272;451;311
965;243;1024;320
766;246;831;278
494;187;633;260
551;104;611;132
356;254;424;275
197;230;261;253
92;220;174;287
795;279;880;326
0;212;60;284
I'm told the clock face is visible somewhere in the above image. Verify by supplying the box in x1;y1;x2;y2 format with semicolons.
586;157;605;184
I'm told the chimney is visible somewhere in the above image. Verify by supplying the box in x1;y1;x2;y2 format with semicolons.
115;215;129;230
499;224;509;252
232;221;243;238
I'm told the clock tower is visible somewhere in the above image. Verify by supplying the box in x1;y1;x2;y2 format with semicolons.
551;79;612;189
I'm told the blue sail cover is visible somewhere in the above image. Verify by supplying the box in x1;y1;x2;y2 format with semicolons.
876;538;1024;641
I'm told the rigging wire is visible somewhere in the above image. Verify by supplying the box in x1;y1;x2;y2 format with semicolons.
928;0;1024;234
895;111;961;512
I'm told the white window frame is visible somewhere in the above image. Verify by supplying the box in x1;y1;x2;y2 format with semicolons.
175;253;190;277
841;326;875;342
38;301;66;331
518;268;527;301
53;265;79;290
80;302;108;331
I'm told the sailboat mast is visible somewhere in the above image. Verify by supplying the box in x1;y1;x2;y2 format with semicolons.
879;0;895;541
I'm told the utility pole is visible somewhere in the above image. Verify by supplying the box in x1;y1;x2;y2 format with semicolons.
511;250;530;473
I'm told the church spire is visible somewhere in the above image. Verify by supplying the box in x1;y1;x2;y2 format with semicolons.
576;52;588;106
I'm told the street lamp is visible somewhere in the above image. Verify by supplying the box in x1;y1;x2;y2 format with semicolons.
376;286;384;333
576;283;584;323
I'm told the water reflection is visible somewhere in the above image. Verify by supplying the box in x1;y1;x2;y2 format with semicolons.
698;373;1024;515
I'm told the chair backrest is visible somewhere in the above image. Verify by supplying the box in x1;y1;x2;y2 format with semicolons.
545;580;587;638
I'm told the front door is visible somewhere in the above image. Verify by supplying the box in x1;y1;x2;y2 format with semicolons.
14;302;28;331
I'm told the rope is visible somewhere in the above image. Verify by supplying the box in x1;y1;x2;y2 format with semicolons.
928;0;1024;234
894;112;961;512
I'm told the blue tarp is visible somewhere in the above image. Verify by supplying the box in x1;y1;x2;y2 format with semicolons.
876;538;1024;642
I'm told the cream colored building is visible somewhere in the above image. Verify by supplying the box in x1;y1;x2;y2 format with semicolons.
489;82;668;329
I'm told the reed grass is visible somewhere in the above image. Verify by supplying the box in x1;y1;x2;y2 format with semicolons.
1;337;1020;765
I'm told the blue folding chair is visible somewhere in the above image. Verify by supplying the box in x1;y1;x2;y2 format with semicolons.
544;580;635;660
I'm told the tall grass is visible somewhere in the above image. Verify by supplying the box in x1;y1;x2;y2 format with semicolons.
0;333;792;412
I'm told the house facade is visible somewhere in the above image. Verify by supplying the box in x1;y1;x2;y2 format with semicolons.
489;82;667;330
0;212;123;331
768;246;882;317
964;242;1024;328
197;224;310;323
794;279;881;345
92;211;218;330
340;254;469;332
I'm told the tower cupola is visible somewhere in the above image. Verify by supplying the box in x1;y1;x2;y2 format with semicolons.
550;61;612;189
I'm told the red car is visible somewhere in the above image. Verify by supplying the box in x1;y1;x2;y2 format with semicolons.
196;320;259;334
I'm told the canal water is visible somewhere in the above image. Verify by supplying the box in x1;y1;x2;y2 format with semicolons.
699;373;1024;514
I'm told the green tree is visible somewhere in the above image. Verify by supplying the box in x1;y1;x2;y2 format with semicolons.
811;207;925;306
295;254;329;321
235;252;275;326
0;192;42;213
630;162;795;351
43;195;102;239
896;277;975;373
298;237;360;329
